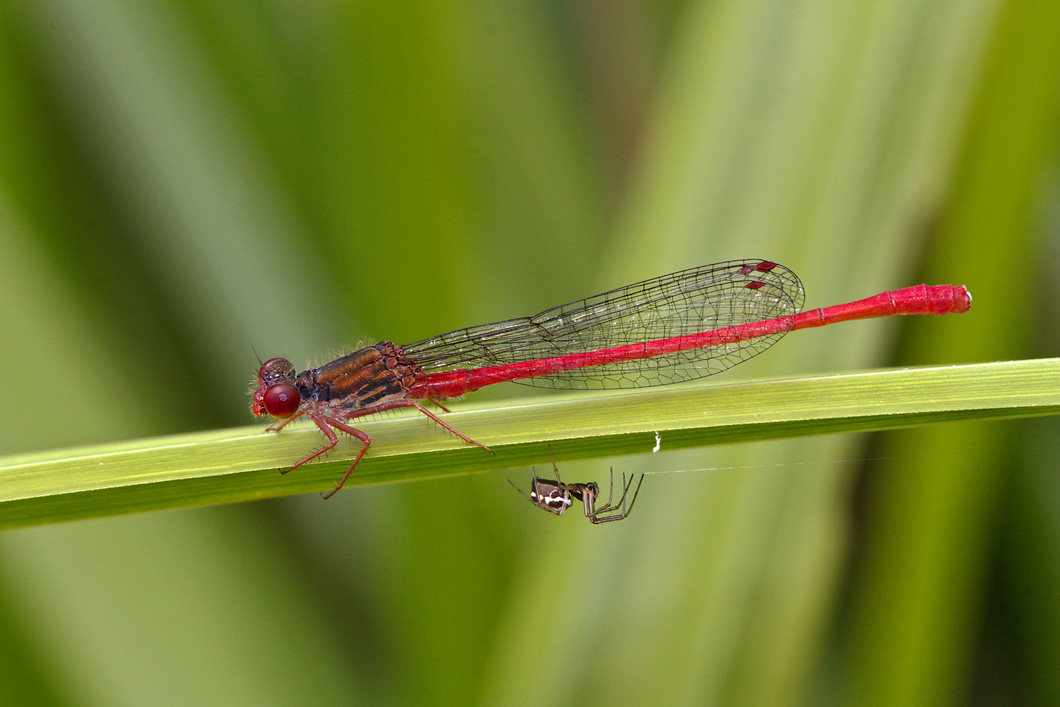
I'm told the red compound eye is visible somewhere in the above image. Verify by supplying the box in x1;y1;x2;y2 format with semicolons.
263;384;300;418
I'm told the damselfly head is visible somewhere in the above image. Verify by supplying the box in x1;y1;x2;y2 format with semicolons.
251;357;301;418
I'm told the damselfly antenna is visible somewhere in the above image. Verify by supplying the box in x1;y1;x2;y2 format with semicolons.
509;448;644;524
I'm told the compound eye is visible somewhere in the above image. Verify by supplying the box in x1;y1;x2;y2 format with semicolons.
263;383;300;418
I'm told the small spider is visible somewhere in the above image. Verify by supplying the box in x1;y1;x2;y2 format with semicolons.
509;450;644;524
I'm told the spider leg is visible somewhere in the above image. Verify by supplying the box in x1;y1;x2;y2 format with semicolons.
589;467;620;515
588;473;645;524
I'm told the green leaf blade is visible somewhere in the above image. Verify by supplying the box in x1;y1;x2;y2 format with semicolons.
2;358;1057;529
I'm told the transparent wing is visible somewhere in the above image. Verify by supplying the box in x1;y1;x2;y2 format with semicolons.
402;260;805;390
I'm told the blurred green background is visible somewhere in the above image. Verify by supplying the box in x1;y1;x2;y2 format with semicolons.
1;0;1058;705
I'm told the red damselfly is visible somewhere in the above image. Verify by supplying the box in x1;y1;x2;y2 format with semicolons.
252;259;970;498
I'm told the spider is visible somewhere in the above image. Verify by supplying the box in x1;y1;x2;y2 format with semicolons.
509;450;644;524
